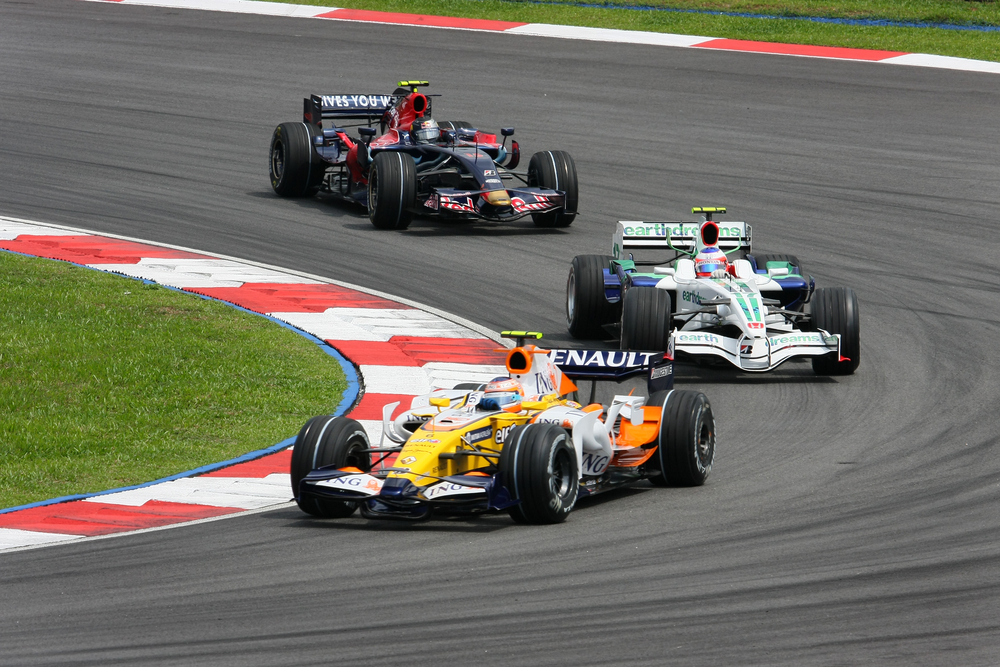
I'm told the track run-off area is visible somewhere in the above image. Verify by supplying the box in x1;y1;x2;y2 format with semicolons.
2;1;999;664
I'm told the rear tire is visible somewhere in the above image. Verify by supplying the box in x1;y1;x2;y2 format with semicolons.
290;416;371;518
500;424;579;524
567;255;620;339
621;286;672;351
811;286;860;375
368;151;416;230
647;390;715;487
527;150;578;228
269;122;323;197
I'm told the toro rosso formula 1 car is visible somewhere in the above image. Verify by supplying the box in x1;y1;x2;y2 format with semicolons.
566;207;860;374
291;332;715;525
268;81;578;230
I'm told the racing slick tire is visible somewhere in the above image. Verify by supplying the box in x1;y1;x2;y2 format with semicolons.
647;390;715;487
269;122;324;197
368;151;417;230
527;150;578;228
567;255;620;339
621;286;672;352
810;286;861;375
290;416;372;518
500;424;579;525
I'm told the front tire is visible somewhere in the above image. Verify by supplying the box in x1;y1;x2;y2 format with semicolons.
567;255;620;339
269;122;323;197
290;416;371;518
647;390;715;487
810;286;860;375
621;286;672;351
527;150;578;228
500;424;579;524
368;151;416;230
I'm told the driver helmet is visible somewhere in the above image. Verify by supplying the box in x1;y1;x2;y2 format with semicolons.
694;246;729;278
478;377;524;412
410;117;440;144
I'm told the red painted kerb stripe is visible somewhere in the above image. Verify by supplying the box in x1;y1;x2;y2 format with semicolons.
696;39;906;61
316;8;527;31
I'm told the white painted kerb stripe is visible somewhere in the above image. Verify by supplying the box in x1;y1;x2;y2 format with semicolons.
361;363;507;394
271;309;483;342
0;528;82;549
85;474;292;509
505;23;712;48
0;219;82;240
883;53;1000;74
89;258;323;289
98;0;329;16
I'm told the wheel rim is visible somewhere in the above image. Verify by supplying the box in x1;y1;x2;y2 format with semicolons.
345;442;369;471
549;448;574;502
271;141;284;179
368;166;378;212
566;270;576;324
696;418;714;471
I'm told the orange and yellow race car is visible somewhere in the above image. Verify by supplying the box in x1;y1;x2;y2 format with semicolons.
291;332;716;524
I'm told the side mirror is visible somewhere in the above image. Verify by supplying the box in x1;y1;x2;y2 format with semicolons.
500;127;515;151
358;126;376;144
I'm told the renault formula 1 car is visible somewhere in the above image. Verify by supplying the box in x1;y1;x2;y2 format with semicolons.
291;332;715;525
268;81;578;230
566;207;860;374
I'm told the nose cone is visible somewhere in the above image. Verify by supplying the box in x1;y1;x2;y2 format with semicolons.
485;190;511;206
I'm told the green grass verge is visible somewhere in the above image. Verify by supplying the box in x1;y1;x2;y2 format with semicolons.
273;0;1000;62
0;252;347;509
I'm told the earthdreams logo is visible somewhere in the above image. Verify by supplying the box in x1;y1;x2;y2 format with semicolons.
622;223;745;238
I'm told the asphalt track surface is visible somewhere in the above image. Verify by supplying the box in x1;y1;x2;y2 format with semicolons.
3;1;1000;664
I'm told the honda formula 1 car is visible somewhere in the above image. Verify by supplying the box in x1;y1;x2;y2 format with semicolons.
566;207;860;374
291;332;715;525
268;81;578;230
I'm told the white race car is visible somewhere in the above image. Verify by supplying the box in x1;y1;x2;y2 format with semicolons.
567;207;860;374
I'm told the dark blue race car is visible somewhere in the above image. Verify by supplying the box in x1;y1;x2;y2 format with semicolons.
268;81;578;230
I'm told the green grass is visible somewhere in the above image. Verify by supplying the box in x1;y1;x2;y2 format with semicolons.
0;253;347;509
275;0;1000;62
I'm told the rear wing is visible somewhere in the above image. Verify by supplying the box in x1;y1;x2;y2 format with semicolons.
303;94;397;126
548;348;673;394
498;333;673;395
612;220;752;258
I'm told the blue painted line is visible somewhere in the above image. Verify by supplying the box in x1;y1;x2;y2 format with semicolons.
528;1;1000;33
0;251;361;516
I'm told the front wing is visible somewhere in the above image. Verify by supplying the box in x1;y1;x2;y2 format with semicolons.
672;328;841;372
423;187;565;221
299;468;517;519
